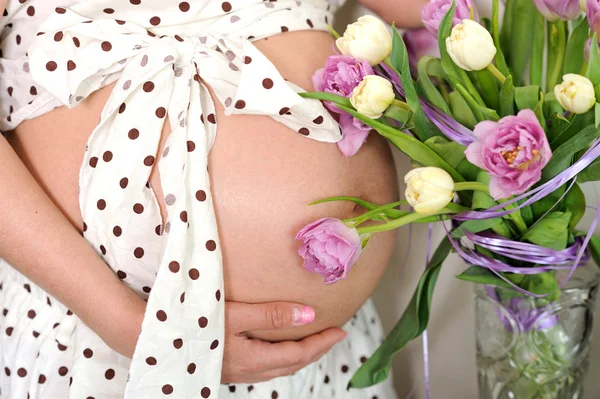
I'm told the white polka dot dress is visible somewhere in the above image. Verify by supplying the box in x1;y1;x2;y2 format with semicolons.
0;1;397;398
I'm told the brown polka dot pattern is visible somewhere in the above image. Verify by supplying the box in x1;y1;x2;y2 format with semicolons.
4;2;352;398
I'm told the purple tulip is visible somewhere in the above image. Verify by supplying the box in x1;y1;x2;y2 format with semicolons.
312;54;375;156
312;55;374;111
533;0;580;21
588;0;600;35
585;37;600;61
421;0;478;36
465;110;552;200
403;28;440;75
296;218;362;284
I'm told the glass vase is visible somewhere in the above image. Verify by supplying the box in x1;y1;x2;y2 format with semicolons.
475;264;600;399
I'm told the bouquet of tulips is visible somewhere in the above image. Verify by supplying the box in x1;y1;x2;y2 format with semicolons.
296;0;600;394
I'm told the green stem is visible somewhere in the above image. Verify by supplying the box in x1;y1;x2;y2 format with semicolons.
546;21;567;92
499;199;528;234
491;0;510;75
454;182;490;193
486;63;506;84
455;83;485;122
299;91;352;108
345;201;407;226
529;9;545;87
326;25;341;39
356;212;434;234
355;204;467;235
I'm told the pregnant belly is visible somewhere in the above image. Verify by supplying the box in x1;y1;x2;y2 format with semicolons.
7;31;399;342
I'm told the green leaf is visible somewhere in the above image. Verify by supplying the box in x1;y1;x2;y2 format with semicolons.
563;183;586;229
588;235;600;269
452;218;505;238
471;172;513;237
455;83;499;122
547;113;571;143
337;104;465;183
383;103;413;127
449;91;477;129
350;237;452;388
499;75;515;117
596;103;600;128
517;273;561;301
578;158;600;182
542;124;600;181
543;93;565;121
515;85;542;112
588;33;600;87
491;0;510;76
456;266;513;288
550;111;594;149
507;0;536;85
469;69;499;111
523;211;571;250
564;18;590;75
546;21;567;93
390;27;439;141
416;56;451;114
500;0;516;55
425;136;480;182
529;9;545;87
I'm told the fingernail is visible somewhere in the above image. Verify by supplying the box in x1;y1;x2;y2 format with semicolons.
338;332;348;342
292;306;315;325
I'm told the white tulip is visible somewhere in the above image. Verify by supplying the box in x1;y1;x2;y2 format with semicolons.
336;15;393;66
405;167;455;216
554;74;596;114
446;19;497;71
350;75;395;119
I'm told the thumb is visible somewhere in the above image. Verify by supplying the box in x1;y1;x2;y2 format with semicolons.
226;301;316;333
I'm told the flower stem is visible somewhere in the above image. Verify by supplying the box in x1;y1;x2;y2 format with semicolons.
356;212;432;234
546;21;567;92
486;63;506;84
498;199;528;234
355;206;463;234
454;182;490;193
299;91;352;108
326;24;341;39
345;201;407;226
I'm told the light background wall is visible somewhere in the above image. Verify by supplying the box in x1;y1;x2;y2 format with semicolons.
333;1;600;398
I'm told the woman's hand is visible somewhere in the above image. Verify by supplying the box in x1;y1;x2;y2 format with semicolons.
222;301;346;384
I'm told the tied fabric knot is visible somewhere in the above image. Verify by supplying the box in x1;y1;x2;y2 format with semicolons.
27;3;341;399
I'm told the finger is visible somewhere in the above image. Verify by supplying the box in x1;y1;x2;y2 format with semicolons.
254;327;346;370
226;301;316;332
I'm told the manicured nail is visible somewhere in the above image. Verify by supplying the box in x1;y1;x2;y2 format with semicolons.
292;306;315;325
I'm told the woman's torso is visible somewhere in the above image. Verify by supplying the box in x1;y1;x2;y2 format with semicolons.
3;0;399;342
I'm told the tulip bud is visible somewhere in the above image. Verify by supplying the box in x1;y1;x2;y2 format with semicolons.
588;0;600;35
350;75;395;119
446;20;497;71
404;167;455;216
554;74;596;114
533;0;580;21
336;15;393;66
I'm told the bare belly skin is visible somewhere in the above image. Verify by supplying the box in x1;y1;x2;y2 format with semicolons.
6;30;399;341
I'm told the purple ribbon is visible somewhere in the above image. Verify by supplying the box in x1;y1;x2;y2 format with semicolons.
423;224;433;399
378;63;476;146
